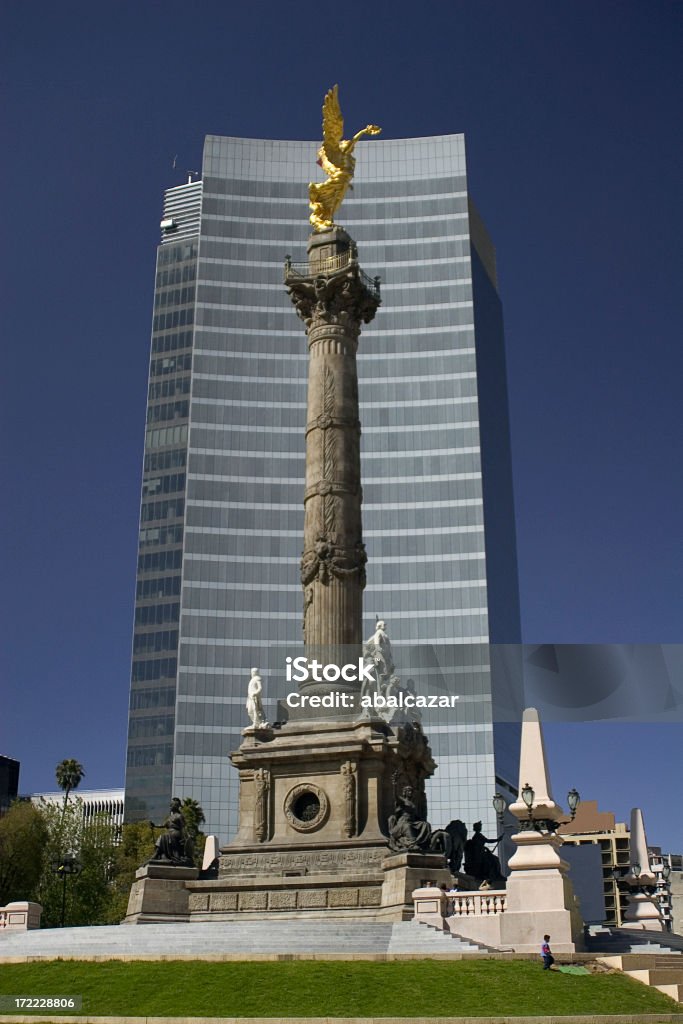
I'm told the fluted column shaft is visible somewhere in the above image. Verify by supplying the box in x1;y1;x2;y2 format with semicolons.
286;228;380;668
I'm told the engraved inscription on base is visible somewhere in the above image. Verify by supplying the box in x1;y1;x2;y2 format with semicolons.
220;847;384;876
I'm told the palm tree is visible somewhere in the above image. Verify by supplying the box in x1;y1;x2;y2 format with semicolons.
180;797;205;839
55;759;85;817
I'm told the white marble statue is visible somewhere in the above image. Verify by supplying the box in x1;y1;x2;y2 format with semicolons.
363;619;395;680
245;667;268;729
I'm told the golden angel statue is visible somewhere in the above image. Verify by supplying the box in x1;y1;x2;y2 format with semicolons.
309;85;381;232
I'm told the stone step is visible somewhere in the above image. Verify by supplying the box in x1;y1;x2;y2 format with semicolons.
0;920;491;958
629;968;683;986
626;971;683;1005
653;982;683;1001
614;953;683;970
586;927;683;955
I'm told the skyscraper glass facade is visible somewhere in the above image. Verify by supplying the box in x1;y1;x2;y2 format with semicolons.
125;135;521;840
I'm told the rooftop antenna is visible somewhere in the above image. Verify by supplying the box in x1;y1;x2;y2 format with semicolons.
187;171;200;183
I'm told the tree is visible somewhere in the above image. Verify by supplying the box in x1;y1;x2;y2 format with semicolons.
181;797;206;866
0;798;169;926
34;800;117;928
0;801;48;906
54;759;85;817
180;797;205;838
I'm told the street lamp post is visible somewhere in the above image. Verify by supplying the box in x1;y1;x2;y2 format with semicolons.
518;784;580;832
611;865;627;926
492;792;506;830
492;791;508;874
567;788;580;821
50;852;82;927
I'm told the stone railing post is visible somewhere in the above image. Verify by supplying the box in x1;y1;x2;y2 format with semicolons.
412;885;448;929
0;901;42;930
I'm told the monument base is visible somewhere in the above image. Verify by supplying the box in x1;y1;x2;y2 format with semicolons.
623;890;665;931
381;852;453;920
123;863;199;924
180;713;446;922
126;850;454;924
123;708;452;924
497;839;585;952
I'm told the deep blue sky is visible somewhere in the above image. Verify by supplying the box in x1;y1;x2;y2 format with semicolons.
2;3;681;848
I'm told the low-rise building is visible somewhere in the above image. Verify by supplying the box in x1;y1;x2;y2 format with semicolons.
558;800;630;926
0;756;20;816
31;788;124;829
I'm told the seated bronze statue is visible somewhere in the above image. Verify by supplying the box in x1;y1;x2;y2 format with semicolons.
148;798;194;867
387;784;454;865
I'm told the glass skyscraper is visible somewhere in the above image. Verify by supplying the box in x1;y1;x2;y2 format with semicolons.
125;134;521;841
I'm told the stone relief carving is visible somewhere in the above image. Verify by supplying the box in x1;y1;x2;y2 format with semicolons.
303;584;314;634
253;768;271;843
283;783;329;833
341;760;357;838
300;538;367;589
286;265;380;332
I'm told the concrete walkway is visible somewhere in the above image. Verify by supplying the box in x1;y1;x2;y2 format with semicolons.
1;1015;681;1024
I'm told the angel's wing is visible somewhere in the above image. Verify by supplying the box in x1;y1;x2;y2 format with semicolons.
320;85;344;167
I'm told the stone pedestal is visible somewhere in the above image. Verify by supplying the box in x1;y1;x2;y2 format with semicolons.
0;901;42;930
499;829;584;952
498;708;584;952
412;885;449;930
137;705;442;923
200;712;440;921
623;889;665;930
229;717;399;852
381;852;452;920
123;863;198;924
622;807;664;931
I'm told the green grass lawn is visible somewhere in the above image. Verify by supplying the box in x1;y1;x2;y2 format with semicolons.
0;959;680;1018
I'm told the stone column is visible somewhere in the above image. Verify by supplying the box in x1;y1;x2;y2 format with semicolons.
623;807;664;930
286;228;380;695
500;708;585;952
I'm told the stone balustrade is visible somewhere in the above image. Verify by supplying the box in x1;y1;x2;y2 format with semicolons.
448;890;507;917
0;902;42;930
412;885;508;948
412;885;507;931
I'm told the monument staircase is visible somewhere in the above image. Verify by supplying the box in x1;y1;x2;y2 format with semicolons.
586;927;683;1004
0;920;487;960
586;924;683;954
